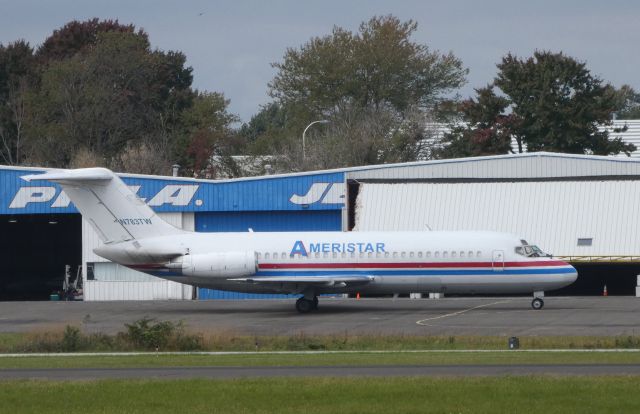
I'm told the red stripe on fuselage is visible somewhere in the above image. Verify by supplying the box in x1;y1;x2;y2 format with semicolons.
258;261;570;270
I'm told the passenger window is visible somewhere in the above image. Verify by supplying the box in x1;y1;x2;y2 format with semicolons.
265;253;270;259
359;252;364;258
341;252;346;258
376;252;381;258
281;253;286;259
443;251;448;258
384;252;390;258
426;251;431;258
434;251;440;258
401;252;406;258
393;252;398;258
323;252;328;258
367;252;372;258
315;252;320;258
350;252;355;259
460;251;465;258
468;251;474;258
257;253;262;259
332;252;337;259
476;251;482;258
451;251;456;258
409;252;414;258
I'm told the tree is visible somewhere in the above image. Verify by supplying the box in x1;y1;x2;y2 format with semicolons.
303;104;434;170
262;15;468;169
0;40;36;165
438;86;516;158
176;91;240;177
615;85;640;120
270;15;467;115
441;51;635;158
27;29;195;168
36;18;144;62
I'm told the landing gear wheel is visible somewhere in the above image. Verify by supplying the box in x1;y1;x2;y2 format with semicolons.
312;296;319;310
296;298;314;313
531;298;544;310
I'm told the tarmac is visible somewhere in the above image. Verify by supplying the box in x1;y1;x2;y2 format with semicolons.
1;296;639;336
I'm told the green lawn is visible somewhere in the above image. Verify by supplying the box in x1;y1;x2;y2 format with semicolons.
1;376;639;414
1;350;640;369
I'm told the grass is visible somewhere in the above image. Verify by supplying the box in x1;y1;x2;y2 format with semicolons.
1;376;639;413
1;350;640;369
2;326;640;353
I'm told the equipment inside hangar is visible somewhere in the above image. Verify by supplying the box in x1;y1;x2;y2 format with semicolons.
0;213;81;300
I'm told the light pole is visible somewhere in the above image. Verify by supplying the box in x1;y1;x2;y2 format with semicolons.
302;120;329;161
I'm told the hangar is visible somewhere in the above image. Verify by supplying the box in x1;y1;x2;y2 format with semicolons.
1;151;639;300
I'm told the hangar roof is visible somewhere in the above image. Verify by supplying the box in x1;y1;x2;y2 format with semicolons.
345;152;640;181
5;151;640;184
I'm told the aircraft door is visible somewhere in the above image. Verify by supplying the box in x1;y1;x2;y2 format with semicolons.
492;250;504;272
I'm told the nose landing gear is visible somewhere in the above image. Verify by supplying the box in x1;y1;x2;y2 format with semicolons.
531;291;544;310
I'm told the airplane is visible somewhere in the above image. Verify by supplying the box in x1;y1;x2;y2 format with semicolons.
22;167;578;313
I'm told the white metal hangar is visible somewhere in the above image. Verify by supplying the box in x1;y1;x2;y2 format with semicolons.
1;151;639;300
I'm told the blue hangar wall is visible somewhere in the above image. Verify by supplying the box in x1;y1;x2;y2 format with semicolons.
0;167;345;299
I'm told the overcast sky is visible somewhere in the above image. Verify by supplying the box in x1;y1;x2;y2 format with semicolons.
2;0;638;123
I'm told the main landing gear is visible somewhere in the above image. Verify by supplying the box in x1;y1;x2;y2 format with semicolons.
295;295;319;313
531;291;544;310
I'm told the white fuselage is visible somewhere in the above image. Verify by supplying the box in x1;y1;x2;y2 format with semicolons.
97;230;578;296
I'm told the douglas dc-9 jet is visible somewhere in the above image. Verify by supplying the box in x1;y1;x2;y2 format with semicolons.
23;168;577;313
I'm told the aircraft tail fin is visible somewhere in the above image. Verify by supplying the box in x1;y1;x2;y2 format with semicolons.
22;168;184;244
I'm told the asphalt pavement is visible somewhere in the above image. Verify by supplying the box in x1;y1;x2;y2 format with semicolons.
0;296;638;336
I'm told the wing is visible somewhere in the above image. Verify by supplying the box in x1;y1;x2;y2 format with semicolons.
229;275;373;287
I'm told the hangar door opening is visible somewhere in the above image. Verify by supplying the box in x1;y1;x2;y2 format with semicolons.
0;214;81;300
349;180;640;296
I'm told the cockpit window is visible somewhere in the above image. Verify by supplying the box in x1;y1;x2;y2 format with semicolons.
515;245;546;257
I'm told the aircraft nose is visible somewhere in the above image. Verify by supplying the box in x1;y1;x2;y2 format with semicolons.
562;261;578;284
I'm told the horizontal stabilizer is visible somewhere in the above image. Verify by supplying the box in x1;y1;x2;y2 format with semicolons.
21;168;113;183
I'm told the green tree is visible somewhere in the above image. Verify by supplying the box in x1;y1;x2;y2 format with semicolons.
615;85;640;120
270;15;466;115
176;91;240;177
441;51;635;158
262;15;467;169
0;40;36;165
27;28;195;169
438;86;516;158
36;18;143;62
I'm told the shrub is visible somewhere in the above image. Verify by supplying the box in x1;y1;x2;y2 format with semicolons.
124;318;176;350
122;318;204;351
61;325;82;352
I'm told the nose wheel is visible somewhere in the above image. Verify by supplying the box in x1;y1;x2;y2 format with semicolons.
531;297;544;310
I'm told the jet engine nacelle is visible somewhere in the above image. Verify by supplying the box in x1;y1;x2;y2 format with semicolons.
178;251;257;278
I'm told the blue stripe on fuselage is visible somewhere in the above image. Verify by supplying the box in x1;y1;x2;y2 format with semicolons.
255;268;576;276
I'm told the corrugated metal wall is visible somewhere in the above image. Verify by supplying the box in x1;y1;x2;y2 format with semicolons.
354;181;640;256
84;280;192;301
83;212;194;300
196;210;342;299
